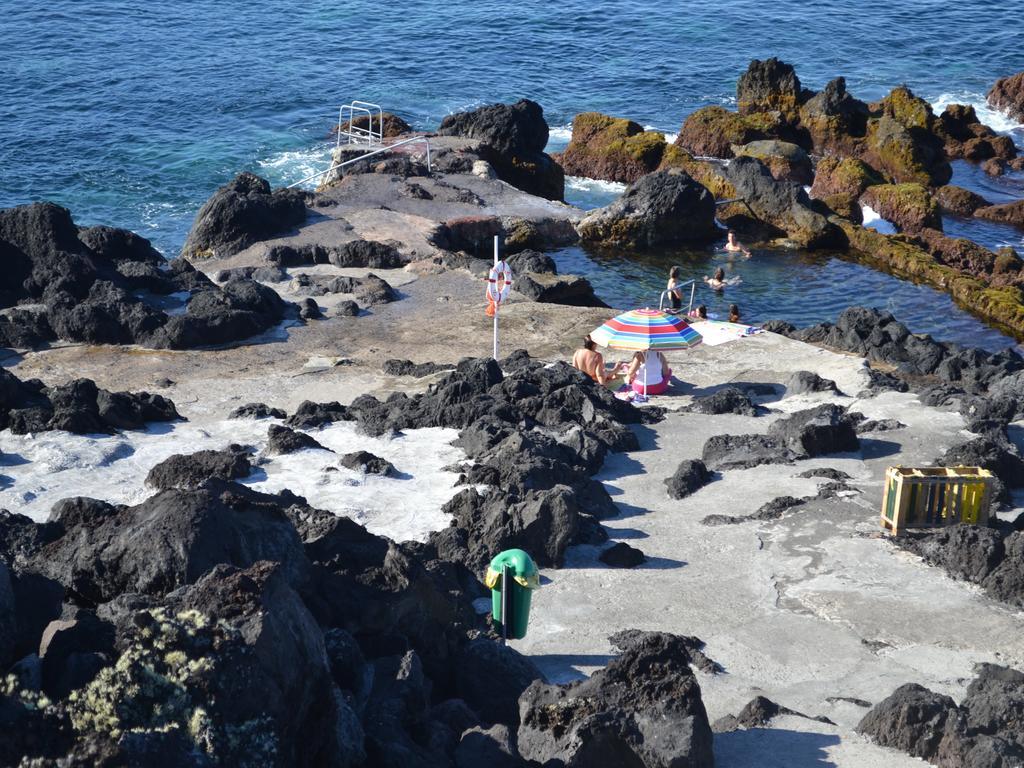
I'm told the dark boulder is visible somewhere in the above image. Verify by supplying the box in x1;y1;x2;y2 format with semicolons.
286;400;351;429
714;695;833;732
559;112;667;183
181;172;307;258
577;169;718;248
438;99;564;200
455;637;542;727
30;481;310;602
664;459;713;499
599;542;646;568
267;424;331;455
456;726;522;768
38;607;115;698
513;273;607;307
768;403;860;457
517;630;714;768
702;433;795;471
988;71;1024;122
685;387;764;415
857;683;957;760
229;402;287;419
799;77;869;152
723;156;842;248
383;359;454;378
786;370;841;395
328;239;404;268
505;249;557;275
737;57;804;119
144;446;253;490
339;450;396;477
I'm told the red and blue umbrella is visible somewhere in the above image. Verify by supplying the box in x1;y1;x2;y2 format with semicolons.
590;308;702;352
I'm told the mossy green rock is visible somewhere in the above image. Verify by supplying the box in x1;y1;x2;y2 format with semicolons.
675;106;785;159
934;185;990;216
731;140;813;184
860;183;942;233
863;115;951;186
559;112;667;183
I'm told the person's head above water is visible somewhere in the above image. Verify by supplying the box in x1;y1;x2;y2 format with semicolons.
714;267;725;281
583;334;596;351
727;231;737;244
669;265;682;280
729;303;740;318
697;304;707;318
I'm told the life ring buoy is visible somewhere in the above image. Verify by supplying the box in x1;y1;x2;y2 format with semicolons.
486;261;513;304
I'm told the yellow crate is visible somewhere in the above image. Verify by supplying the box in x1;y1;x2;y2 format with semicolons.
880;466;994;536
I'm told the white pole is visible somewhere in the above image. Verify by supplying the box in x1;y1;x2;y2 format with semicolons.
689;282;696;316
492;235;499;361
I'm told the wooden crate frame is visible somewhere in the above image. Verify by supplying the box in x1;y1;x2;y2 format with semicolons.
880;466;994;536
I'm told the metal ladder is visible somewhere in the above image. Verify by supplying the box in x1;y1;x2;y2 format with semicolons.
659;279;697;316
337;101;384;147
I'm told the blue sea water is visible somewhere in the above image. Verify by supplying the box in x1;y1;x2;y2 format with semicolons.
2;1;1023;348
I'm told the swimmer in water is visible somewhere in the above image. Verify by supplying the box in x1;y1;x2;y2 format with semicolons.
724;231;751;258
704;267;742;290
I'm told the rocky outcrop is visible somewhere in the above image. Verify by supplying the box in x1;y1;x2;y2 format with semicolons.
513;273;607;307
181;172;307;259
810;156;882;221
723;157;842;248
339;450;396;476
799;77;869;153
577;169;718;248
335;111;412;139
731;139;812;184
780;307;1023;393
933;185;989;217
0;368;179;435
988;71;1024;122
144;446;253;490
685;386;765;416
438;99;564;200
860;183;942;233
858;665;1024;767
559;112;667;182
267;424;330;455
517;630;714;768
737;57;806;121
664;459;713;499
0;202;291;350
676;105;786;159
935;104;1017;161
975;200;1024;230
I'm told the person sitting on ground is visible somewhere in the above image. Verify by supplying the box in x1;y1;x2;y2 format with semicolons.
666;266;684;311
626;348;672;396
572;335;623;389
725;230;751;258
729;303;741;323
688;303;708;320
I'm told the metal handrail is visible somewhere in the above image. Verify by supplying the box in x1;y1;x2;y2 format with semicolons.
659;279;697;316
287;135;432;189
337;101;383;148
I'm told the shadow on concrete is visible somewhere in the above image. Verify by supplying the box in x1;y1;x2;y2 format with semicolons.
714;727;841;767
858;437;903;460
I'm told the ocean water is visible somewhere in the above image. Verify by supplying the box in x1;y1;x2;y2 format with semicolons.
2;0;1023;346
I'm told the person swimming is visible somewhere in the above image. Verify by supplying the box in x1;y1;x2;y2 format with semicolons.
704;267;742;290
666;266;684;311
724;230;751;258
687;303;708;320
729;303;741;323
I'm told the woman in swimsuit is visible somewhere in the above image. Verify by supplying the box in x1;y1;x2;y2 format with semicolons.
666;266;684;311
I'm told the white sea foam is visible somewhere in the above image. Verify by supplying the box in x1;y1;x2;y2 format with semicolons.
930;91;1024;136
257;144;334;189
565;176;627;195
860;203;898;235
0;418;466;543
643;125;677;144
545;123;574;153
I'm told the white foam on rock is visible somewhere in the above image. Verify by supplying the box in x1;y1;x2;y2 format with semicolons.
0;418;465;543
860;203;898;235
545;123;574;153
931;91;1024;136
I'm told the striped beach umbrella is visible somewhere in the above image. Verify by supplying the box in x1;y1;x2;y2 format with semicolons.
590;308;702;351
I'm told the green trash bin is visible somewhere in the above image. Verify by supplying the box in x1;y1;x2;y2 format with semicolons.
485;549;539;640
